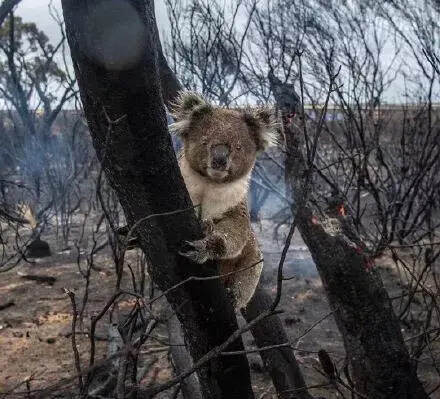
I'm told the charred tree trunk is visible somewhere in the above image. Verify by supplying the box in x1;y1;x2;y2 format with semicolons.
242;286;312;399
61;1;253;398
168;315;203;399
277;91;428;397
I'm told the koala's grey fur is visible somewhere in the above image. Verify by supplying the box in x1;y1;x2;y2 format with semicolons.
172;91;278;309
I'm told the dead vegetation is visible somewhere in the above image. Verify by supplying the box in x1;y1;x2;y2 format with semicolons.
0;0;439;398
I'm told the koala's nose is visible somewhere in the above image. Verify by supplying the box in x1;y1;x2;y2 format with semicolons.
211;144;230;170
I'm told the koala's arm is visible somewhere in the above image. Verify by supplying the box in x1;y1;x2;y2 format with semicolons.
180;201;251;263
210;203;251;259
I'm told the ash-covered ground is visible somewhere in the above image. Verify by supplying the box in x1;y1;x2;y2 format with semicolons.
0;212;439;398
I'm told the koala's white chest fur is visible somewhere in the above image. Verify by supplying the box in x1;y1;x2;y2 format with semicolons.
179;155;250;219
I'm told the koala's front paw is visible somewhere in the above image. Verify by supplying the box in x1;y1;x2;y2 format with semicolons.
179;239;209;264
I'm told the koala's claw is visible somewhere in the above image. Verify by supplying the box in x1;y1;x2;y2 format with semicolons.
179;239;209;264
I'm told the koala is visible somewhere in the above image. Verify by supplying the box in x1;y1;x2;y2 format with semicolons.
171;91;278;309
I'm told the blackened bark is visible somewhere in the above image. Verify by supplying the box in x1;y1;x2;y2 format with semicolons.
60;1;253;398
296;207;428;398
242;286;312;399
281;108;428;398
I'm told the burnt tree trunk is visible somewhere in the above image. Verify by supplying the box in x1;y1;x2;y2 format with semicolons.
61;1;254;398
278;94;428;397
168;315;203;399
243;286;312;399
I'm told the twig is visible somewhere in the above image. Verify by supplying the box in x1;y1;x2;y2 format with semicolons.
64;288;83;391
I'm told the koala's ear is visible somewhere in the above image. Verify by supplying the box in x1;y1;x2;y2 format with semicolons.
244;107;279;151
170;91;212;136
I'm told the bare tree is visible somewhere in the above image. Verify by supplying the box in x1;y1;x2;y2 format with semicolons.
0;10;80;264
272;68;429;398
0;0;21;27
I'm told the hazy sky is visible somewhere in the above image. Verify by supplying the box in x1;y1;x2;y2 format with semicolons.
16;0;170;45
13;0;432;104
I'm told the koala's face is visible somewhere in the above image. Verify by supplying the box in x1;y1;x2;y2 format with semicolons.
171;92;278;183
183;110;259;182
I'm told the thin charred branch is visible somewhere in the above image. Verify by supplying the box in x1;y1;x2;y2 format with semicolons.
64;288;83;392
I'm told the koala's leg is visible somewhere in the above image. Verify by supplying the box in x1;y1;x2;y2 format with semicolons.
222;234;263;309
179;201;250;264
